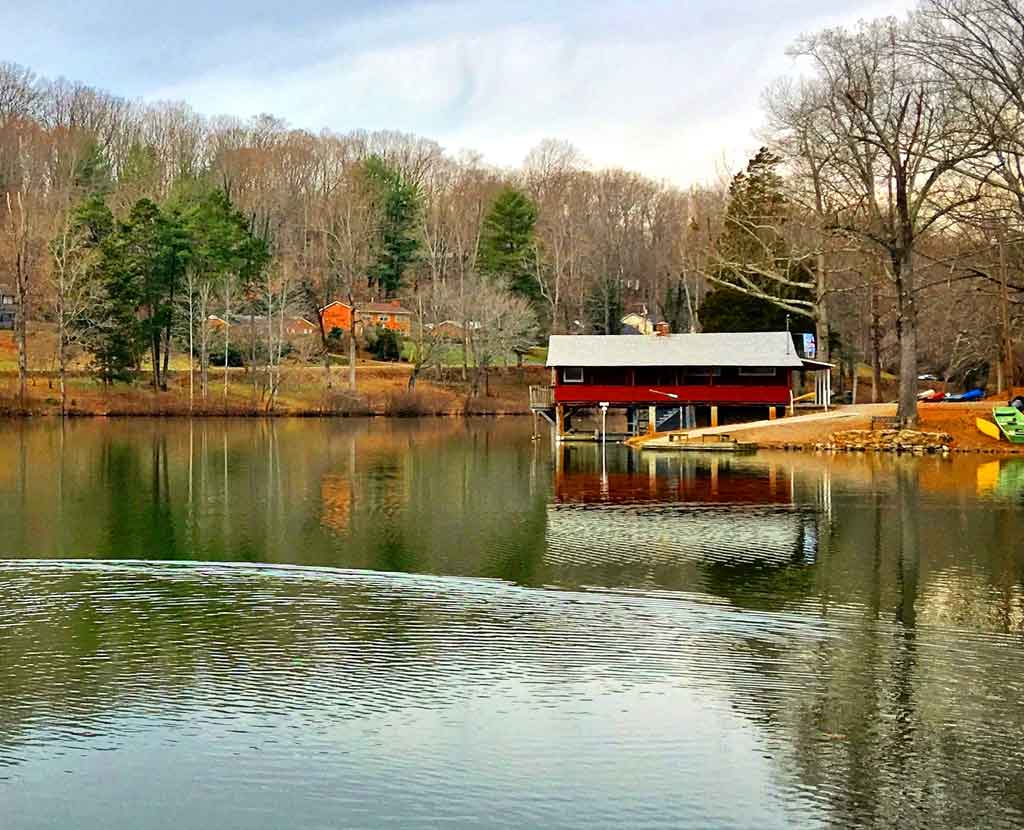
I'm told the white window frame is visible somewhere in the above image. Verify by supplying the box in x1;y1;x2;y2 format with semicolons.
739;367;777;377
562;367;585;384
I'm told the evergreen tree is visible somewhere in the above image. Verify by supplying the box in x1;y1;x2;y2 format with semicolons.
699;289;789;332
120;142;163;199
364;156;420;297
478;187;540;302
73;141;112;195
86;204;143;384
700;148;813;332
584;276;624;335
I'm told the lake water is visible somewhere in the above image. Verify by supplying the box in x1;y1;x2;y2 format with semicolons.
2;417;1024;828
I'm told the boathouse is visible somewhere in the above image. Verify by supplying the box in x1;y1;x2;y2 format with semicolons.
532;330;831;438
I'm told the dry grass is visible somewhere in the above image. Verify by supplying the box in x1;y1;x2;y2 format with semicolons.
0;364;543;418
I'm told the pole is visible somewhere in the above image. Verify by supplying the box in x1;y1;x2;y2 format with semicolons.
1000;233;1013;393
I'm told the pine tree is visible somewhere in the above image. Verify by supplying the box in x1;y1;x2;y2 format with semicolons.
700;148;812;333
364;156;420;297
72;141;112;195
478;187;539;302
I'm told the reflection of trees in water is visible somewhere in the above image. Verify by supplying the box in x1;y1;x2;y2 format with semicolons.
734;462;1024;827
0;418;550;582
546;448;1024;824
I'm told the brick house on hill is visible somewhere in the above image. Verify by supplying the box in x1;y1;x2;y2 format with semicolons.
320;300;412;335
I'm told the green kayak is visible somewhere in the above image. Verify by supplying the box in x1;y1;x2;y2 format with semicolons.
993;407;1024;444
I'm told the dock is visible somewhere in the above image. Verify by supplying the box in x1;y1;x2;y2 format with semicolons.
634;409;865;451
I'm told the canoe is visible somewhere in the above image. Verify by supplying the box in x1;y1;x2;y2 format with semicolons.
976;417;1002;441
992;406;1024;444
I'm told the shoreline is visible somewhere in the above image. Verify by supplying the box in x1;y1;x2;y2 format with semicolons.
0;365;544;419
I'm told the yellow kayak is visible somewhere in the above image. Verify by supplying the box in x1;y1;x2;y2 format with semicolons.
976;417;1002;441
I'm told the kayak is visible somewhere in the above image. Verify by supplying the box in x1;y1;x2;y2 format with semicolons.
976;417;1002;441
944;388;985;402
992;406;1024;444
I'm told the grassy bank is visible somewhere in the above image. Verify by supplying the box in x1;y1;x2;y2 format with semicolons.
0;364;543;417
0;324;546;417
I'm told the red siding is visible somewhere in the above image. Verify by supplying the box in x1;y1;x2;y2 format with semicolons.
554;382;790;405
321;303;354;332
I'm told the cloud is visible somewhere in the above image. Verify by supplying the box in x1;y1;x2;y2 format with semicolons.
3;0;916;186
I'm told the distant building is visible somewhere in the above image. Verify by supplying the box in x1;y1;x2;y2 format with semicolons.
208;314;318;340
0;284;16;331
283;317;318;337
320;300;412;335
621;310;654;336
432;320;465;340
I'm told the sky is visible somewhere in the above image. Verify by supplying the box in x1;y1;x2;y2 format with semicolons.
2;0;915;187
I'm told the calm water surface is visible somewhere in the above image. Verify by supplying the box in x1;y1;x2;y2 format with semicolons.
2;417;1024;828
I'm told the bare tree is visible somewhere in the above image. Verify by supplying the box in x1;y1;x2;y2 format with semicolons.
788;17;993;424
49;209;101;414
2;191;43;408
408;280;458;389
464;275;540;397
0;62;42;124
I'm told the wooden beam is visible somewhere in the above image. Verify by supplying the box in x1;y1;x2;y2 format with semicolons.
710;405;719;428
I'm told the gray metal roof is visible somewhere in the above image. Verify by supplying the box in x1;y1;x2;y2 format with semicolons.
546;332;805;368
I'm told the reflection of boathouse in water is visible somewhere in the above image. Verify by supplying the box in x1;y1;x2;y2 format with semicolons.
544;448;830;592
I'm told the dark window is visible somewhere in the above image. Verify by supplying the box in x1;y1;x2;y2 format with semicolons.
739;367;777;377
562;367;584;383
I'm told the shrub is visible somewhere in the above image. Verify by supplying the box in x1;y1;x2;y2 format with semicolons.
366;326;403;362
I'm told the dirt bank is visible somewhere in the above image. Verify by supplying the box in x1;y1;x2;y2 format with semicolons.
635;401;1024;455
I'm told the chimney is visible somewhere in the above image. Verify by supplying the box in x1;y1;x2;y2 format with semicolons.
655;321;671;337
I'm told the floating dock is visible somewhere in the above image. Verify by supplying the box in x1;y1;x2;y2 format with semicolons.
637;432;757;453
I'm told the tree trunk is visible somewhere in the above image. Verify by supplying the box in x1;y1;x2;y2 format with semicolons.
895;251;918;427
318;310;332;391
200;324;209;400
870;283;881;403
161;323;171;392
58;326;67;418
16;293;27;410
812;251;829;363
150;325;161;392
348;300;357;391
188;285;195;412
223;282;231;402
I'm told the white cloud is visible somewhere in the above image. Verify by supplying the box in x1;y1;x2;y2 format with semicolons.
70;0;921;186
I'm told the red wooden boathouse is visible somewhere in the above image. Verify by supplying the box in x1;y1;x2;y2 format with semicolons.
532;330;830;438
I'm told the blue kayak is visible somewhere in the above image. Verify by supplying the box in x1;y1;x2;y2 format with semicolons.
944;388;985;402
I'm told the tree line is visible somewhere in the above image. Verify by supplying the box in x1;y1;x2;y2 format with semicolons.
2;0;1024;422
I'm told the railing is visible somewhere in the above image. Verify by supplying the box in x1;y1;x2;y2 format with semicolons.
529;385;554;409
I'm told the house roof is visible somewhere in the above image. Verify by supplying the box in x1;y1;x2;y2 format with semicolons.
320;300;412;315
361;302;411;315
546;332;805;368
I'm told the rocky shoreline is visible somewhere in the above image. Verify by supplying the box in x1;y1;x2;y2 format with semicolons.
813;428;954;454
